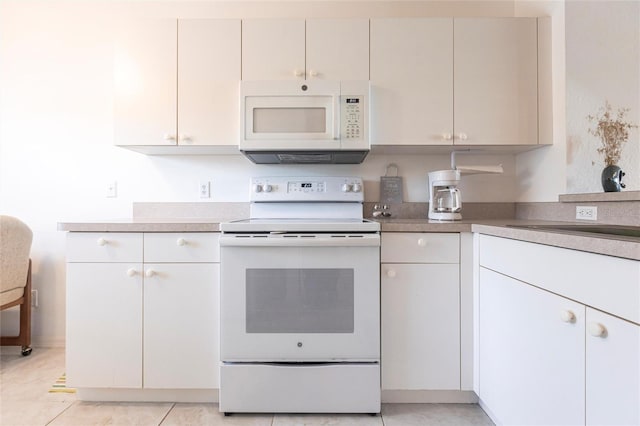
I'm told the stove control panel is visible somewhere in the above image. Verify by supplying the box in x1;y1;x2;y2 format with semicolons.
250;176;364;202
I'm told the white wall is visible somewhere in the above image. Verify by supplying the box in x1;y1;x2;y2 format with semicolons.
514;0;567;202
565;0;640;194
0;0;545;346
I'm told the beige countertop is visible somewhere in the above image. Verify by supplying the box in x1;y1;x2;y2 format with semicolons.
58;218;640;261
57;218;231;232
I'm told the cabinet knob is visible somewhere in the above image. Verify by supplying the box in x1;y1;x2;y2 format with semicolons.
176;238;186;246
588;322;607;338
178;134;192;143
163;133;176;142
458;133;468;141
417;238;427;247
97;237;108;246
293;69;304;77
126;268;137;277
145;269;156;278
442;133;453;141
386;269;396;278
560;310;576;323
309;70;318;77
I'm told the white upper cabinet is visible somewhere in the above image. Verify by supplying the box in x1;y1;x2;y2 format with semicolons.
114;19;241;147
454;18;538;145
370;19;453;146
177;19;241;146
306;19;369;81
370;17;538;147
114;19;177;147
242;19;369;81
242;19;305;81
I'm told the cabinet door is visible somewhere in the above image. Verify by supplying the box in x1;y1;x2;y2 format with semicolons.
479;267;585;425
586;308;640;425
370;19;453;146
242;19;305;80
454;18;537;145
306;19;369;81
381;263;460;390
66;263;143;388
114;19;177;146
178;19;240;146
143;263;219;389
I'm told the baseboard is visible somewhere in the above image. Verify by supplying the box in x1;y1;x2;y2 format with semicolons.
382;390;478;404
77;388;219;403
478;397;501;424
32;337;65;348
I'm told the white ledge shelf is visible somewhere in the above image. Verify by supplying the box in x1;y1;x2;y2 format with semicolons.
559;191;640;203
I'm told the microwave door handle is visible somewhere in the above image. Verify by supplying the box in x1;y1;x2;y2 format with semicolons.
333;95;340;140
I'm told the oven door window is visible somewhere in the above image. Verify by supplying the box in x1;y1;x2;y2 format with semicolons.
246;269;354;333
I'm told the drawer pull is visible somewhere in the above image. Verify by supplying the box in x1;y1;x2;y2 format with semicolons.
97;237;108;246
560;310;576;323
145;269;156;278
417;238;426;247
176;238;187;246
126;268;137;277
386;269;396;278
588;322;607;338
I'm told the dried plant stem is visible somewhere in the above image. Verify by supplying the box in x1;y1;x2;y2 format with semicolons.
588;101;637;166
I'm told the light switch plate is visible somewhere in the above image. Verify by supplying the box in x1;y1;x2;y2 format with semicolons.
107;181;117;198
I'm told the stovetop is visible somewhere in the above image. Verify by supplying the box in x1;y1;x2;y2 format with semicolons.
223;176;377;233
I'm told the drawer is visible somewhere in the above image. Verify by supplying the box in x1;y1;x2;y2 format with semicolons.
66;232;143;263
479;234;640;324
144;233;220;263
381;233;459;264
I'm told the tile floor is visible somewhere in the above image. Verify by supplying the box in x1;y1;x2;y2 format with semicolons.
0;348;494;426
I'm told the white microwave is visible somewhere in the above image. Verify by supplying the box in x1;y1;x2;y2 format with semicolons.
239;80;370;164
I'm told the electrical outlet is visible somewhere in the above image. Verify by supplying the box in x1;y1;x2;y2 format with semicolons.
107;181;117;198
576;206;597;221
199;181;210;198
31;290;38;308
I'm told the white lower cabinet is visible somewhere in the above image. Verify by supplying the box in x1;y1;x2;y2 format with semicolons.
586;308;640;425
66;232;219;391
478;234;640;425
143;263;219;389
382;263;460;389
381;233;461;391
479;267;585;425
66;262;143;388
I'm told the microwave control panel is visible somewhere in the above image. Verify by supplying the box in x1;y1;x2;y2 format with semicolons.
342;96;363;140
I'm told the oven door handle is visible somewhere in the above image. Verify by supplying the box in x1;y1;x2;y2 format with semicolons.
219;235;380;247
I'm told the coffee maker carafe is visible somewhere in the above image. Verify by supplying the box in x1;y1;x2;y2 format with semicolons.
428;169;462;221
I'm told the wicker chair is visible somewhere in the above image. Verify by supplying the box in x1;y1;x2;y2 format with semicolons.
0;216;33;356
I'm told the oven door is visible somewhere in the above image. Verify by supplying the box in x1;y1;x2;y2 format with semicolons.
220;233;380;362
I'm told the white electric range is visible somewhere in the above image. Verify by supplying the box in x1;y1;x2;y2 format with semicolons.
219;176;381;415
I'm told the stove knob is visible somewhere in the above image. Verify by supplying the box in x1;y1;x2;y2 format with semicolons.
253;184;263;193
263;184;273;193
352;183;362;193
341;183;352;192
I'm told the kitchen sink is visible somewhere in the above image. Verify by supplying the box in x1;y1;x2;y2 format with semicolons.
507;224;640;239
